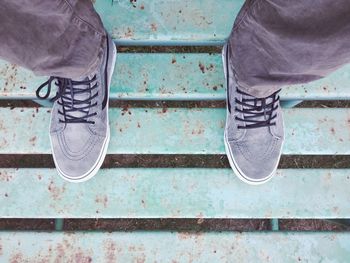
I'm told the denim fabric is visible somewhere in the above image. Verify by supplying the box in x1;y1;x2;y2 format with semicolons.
0;0;105;79
228;0;350;97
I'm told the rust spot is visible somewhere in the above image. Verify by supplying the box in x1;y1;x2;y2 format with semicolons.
150;23;158;32
122;105;129;113
95;195;108;208
73;251;92;263
206;64;214;71
47;181;66;201
128;245;145;252
53;242;93;263
10;252;24;263
0;171;13;182
140;4;144;10
124;27;134;38
130;0;137;8
137;122;141;128
171;58;177;64
29;136;37;146
121;105;132;116
55;243;65;259
74;251;92;263
212;86;218;91
178;232;202;240
162;106;168;113
104;240;120;263
330;127;335;135
191;127;205;135
136;256;146;263
198;62;205;73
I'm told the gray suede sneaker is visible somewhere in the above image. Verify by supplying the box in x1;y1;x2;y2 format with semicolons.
36;34;117;182
222;44;284;185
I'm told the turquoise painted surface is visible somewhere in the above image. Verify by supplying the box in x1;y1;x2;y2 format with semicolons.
1;54;350;101
94;0;244;45
0;108;349;155
1;232;350;262
0;168;349;218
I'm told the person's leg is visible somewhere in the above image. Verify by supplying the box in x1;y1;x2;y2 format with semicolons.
228;0;350;98
0;0;105;79
223;0;350;184
0;0;117;182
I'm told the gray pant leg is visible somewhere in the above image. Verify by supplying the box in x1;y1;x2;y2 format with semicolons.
228;0;350;98
0;0;105;79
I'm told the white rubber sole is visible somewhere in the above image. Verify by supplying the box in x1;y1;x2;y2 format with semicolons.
51;39;117;183
222;45;280;186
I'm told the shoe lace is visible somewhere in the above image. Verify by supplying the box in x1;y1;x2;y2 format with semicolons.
235;89;280;129
36;76;98;124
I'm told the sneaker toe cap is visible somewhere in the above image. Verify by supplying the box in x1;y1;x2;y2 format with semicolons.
227;137;283;183
50;131;108;181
